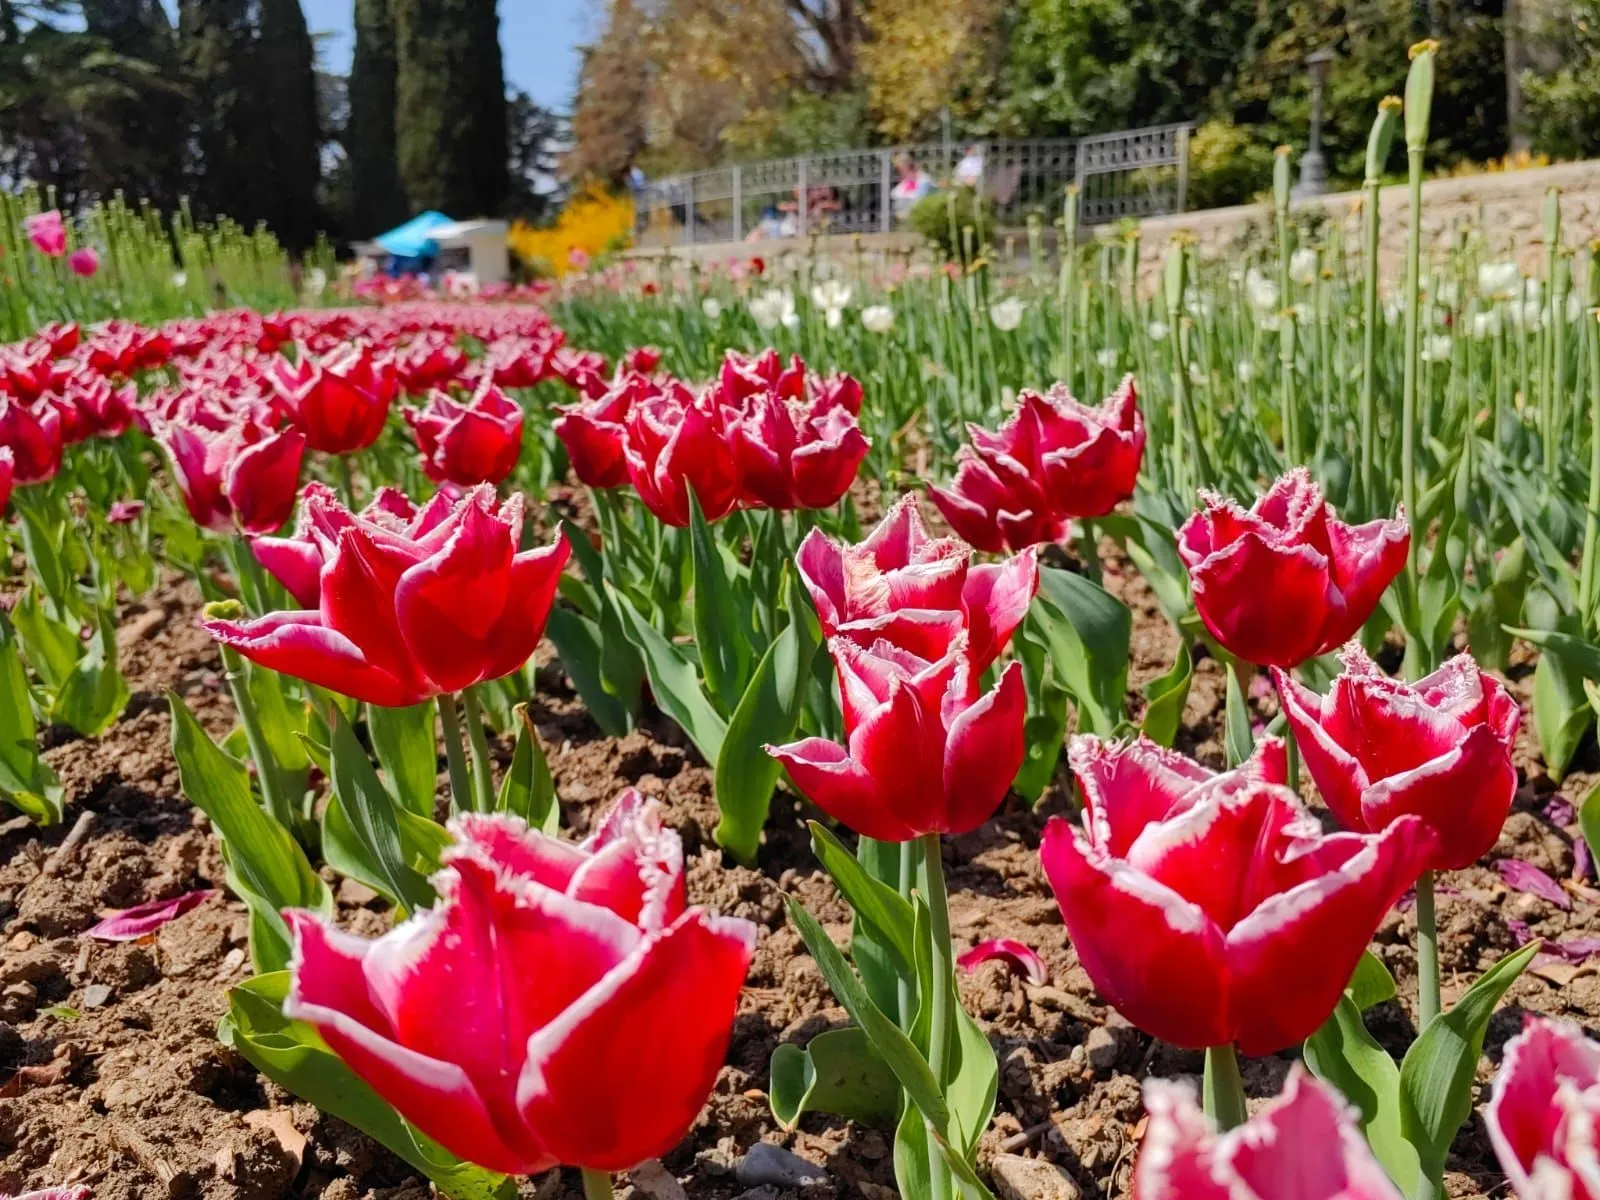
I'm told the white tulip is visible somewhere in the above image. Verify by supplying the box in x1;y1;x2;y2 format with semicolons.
825;306;844;329
811;280;853;311
1478;261;1521;300
1095;348;1119;369
1289;248;1318;286
990;297;1026;331
1472;310;1501;339
171;270;188;289
1236;360;1255;383
861;305;895;333
1421;334;1453;363
1245;268;1279;312
749;288;797;331
1147;320;1170;341
702;297;723;320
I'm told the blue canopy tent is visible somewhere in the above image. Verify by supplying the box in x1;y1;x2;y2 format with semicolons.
374;210;455;274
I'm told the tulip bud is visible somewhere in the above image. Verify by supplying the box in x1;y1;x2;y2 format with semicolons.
1365;96;1402;183
1273;145;1292;209
1405;40;1438;152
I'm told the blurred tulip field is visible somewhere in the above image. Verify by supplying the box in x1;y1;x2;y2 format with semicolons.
10;45;1600;1200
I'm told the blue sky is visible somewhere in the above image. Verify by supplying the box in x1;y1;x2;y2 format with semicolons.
159;1;589;112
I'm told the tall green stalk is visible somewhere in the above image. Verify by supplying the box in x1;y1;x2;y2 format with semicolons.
1400;43;1437;669
1542;188;1563;472
1361;99;1402;513
1580;268;1600;636
921;833;954;1200
1203;1043;1248;1131
1059;186;1080;390
1272;147;1298;463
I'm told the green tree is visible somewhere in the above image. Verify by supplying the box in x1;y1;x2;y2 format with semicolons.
393;0;508;216
257;0;321;248
347;0;406;233
79;0;187;210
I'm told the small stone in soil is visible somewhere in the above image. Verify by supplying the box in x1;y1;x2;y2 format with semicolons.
81;982;113;1008
1085;1025;1120;1073
990;1153;1084;1200
627;1160;689;1200
736;1142;831;1189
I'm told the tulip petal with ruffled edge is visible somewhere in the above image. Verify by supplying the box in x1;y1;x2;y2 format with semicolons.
1274;644;1520;872
283;796;757;1175
271;346;399;455
159;417;305;535
1030;375;1146;519
1136;1066;1404;1200
928;449;1068;555
624;392;740;526
1043;743;1435;1055
1485;1017;1600;1200
768;633;1026;842
794;494;1039;673
251;482;420;609
405;383;524;487
1178;468;1409;668
205;487;569;706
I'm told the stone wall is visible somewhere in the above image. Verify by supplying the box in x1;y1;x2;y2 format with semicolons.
1136;159;1600;285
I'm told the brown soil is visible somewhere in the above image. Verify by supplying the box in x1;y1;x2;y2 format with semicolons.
1;557;1592;1200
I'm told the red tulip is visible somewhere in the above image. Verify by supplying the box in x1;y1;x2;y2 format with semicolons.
404;381;524;486
1275;645;1520;872
269;346;398;454
204;486;569;706
67;246;99;278
23;210;66;257
795;493;1037;672
158;414;306;535
71;377;136;438
768;623;1026;841
724;389;869;511
553;374;664;490
928;448;1068;555
1136;1066;1402;1200
623;387;739;526
929;377;1145;554
1042;735;1434;1054
283;792;756;1174
551;347;610;401
0;395;64;484
251;481;424;609
624;345;663;374
1178;468;1409;667
0;447;13;512
1486;1017;1600;1200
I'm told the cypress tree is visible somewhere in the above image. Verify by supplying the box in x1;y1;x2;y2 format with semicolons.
178;0;321;249
348;0;407;233
257;0;321;248
393;0;508;216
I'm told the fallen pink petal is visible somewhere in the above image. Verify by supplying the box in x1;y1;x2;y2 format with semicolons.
87;890;219;942
957;938;1049;985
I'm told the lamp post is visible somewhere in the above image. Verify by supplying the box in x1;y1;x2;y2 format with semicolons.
1295;48;1336;200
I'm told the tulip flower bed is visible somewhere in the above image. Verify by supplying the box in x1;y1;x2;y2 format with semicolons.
17;47;1600;1200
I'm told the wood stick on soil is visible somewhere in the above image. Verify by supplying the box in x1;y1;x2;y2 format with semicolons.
42;810;97;877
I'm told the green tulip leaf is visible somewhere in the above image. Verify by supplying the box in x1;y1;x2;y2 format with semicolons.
1304;995;1417;1194
496;703;559;833
808;821;916;974
218;973;517;1200
770;1027;900;1130
1399;940;1540;1187
369;699;438;818
1140;640;1193;749
608;583;727;763
1033;567;1131;737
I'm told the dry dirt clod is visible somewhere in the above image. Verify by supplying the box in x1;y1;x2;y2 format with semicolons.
990;1152;1084;1200
627;1159;689;1200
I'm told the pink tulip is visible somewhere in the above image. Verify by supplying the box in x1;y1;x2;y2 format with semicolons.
1136;1065;1402;1199
1042;735;1434;1055
284;793;757;1174
67;246;99;278
795;493;1038;672
205;486;568;706
1486;1017;1600;1199
0;395;64;484
268;345;399;455
768;623;1026;842
553;372;659;489
251;481;421;609
1275;644;1520;871
0;447;13;512
23;210;67;257
158;414;306;535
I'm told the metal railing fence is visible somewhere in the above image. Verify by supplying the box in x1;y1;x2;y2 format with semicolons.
631;122;1191;247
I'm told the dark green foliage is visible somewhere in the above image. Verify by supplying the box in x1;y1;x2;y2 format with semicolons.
393;0;508;217
347;0;407;235
907;189;993;262
257;0;321;248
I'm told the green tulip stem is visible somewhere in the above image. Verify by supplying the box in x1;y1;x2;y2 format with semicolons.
337;453;358;510
1285;724;1300;796
921;832;955;1200
436;692;474;816
462;686;497;813
897;840;916;1030
1416;868;1441;1028
581;1169;615;1200
215;637;297;837
1202;1042;1248;1132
